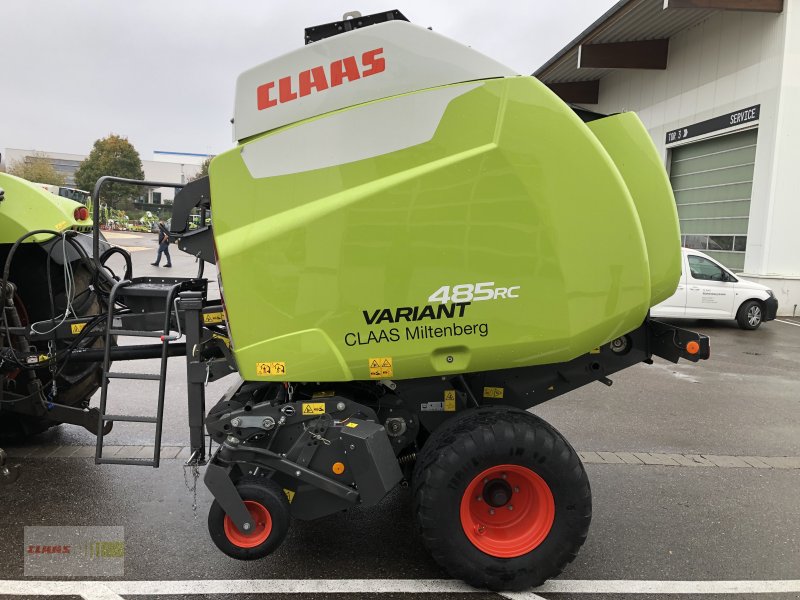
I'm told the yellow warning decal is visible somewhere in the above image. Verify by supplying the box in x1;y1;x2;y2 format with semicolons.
256;361;286;376
302;402;325;415
38;354;49;363
312;390;335;398
283;489;295;503
211;332;230;348
346;422;359;428
203;311;225;324
71;322;87;334
368;357;393;379
589;347;601;354
483;386;505;399
55;220;68;231
443;390;457;412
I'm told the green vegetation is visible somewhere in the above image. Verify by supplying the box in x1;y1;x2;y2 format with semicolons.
7;151;66;185
189;156;212;181
75;134;144;212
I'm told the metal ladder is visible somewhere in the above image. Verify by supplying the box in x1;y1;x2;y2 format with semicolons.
94;278;193;467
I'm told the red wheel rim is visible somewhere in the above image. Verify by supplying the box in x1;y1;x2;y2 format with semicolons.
460;464;555;558
223;500;273;548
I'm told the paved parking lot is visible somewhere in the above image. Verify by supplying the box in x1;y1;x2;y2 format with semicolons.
1;232;799;599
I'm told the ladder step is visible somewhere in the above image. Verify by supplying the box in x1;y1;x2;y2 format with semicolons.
96;457;157;467
102;414;158;423
110;330;167;338
107;372;161;380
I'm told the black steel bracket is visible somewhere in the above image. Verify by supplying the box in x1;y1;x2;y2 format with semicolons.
305;9;408;44
203;462;253;532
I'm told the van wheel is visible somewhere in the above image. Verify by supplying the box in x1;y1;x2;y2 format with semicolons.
737;300;762;330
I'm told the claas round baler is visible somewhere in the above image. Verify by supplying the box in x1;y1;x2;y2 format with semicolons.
185;13;703;590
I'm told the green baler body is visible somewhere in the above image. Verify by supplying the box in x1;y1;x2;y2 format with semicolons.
0;173;91;243
210;76;681;382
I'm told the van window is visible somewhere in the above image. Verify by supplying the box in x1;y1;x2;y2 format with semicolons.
688;255;727;281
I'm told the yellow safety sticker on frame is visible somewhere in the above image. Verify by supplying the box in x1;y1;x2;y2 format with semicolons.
302;402;325;415
443;389;457;411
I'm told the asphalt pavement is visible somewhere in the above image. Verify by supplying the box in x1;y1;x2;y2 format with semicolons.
1;232;799;599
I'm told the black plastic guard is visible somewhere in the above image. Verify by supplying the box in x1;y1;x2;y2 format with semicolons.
170;176;210;236
648;319;710;363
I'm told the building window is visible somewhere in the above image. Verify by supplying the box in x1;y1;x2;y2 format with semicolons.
670;128;757;272
151;192;162;205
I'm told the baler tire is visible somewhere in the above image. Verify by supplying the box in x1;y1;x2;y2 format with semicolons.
412;406;591;591
411;405;505;491
207;476;290;560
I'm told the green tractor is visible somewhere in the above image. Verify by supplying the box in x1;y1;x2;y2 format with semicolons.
0;173;113;440
1;11;710;591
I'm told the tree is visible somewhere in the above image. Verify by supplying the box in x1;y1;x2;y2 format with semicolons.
7;151;66;185
74;134;144;209
189;156;212;182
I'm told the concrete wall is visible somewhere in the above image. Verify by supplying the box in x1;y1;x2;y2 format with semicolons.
141;159;202;202
754;0;800;314
591;8;798;315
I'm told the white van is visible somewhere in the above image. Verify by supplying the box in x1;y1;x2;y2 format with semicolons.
651;248;778;330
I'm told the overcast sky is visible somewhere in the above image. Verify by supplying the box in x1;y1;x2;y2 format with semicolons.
1;1;616;160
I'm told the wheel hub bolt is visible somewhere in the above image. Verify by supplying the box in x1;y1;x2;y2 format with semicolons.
514;486;520;493
507;505;514;511
501;473;507;479
242;522;251;530
489;508;495;515
476;525;485;535
477;496;483;502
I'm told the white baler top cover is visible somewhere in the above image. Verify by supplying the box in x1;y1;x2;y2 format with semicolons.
233;20;517;142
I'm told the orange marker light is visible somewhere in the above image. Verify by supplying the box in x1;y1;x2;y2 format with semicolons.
686;341;700;355
332;462;345;475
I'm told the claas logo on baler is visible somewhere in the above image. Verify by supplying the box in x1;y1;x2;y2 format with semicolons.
256;48;385;110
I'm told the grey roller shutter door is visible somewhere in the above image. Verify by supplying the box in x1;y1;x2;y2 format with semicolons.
670;128;757;271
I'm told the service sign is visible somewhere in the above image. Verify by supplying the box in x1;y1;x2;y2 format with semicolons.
666;105;760;145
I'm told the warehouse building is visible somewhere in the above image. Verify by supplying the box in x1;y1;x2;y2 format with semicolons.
2;148;209;205
536;0;798;316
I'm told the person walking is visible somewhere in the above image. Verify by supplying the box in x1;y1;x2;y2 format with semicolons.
151;220;172;267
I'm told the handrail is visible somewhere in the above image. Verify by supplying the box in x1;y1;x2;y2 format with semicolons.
91;176;185;262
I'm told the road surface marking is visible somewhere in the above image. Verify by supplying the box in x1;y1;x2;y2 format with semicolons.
531;578;800;595
2;578;800;599
9;446;800;469
103;232;143;239
776;319;800;328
